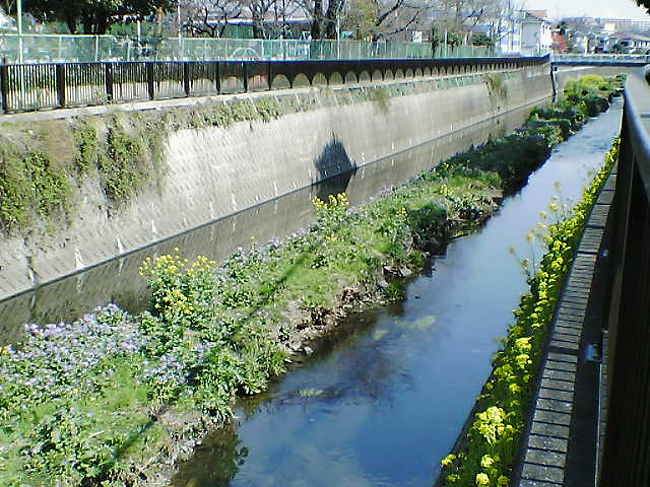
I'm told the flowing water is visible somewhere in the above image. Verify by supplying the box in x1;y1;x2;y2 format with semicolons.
170;101;623;486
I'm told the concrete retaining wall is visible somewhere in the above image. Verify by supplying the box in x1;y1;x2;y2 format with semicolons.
0;64;552;302
553;65;635;94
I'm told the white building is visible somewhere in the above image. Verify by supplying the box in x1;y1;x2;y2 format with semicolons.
496;10;524;55
521;10;553;56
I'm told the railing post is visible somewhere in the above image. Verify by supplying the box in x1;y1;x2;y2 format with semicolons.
104;62;113;102
267;61;272;91
215;62;221;94
147;62;155;100
55;63;66;108
0;58;9;114
183;62;190;96
243;62;249;92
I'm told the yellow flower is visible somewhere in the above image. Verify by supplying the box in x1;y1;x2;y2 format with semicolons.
480;455;495;468
440;454;456;468
476;472;490;486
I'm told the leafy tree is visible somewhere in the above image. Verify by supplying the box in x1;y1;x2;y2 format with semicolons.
471;31;494;47
343;0;378;39
26;0;174;34
637;0;650;13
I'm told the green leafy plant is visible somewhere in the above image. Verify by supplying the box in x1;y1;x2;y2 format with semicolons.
439;138;620;486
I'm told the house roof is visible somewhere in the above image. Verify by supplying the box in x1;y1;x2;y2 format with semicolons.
523;10;554;25
526;10;548;20
610;31;650;42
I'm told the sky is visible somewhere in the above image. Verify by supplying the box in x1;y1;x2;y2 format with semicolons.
524;0;650;21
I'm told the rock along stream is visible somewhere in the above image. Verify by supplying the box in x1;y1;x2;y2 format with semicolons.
170;101;622;487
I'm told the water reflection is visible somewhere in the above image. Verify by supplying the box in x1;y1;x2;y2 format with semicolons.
173;423;248;487
171;101;622;487
0;103;536;343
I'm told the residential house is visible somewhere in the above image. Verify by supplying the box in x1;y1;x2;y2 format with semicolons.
607;32;650;53
521;10;553;56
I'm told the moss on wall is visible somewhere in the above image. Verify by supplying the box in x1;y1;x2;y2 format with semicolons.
0;72;508;236
0;96;300;234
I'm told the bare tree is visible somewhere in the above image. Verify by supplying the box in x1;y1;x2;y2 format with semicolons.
293;0;345;39
431;0;510;43
247;0;278;38
1;0;15;21
181;0;244;37
374;0;433;40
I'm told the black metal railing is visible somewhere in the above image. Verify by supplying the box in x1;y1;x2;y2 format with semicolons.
599;69;650;486
0;56;549;114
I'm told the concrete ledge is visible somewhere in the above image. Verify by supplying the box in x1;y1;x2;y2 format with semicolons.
515;171;616;487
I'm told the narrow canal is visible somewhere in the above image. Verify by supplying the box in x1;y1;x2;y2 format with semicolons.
0;102;533;343
171;101;623;487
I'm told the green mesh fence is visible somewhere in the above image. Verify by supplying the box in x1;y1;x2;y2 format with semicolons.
0;34;494;63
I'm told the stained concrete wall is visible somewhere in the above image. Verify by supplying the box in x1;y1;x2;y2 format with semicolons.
553;65;636;94
0;64;552;302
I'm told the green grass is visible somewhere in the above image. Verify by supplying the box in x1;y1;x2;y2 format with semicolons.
0;74;624;485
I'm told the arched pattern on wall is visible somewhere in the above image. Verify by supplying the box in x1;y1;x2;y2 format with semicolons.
312;73;327;86
358;70;371;82
329;72;344;85
293;73;310;88
221;76;242;94
344;71;358;83
271;74;291;90
0;55;551;113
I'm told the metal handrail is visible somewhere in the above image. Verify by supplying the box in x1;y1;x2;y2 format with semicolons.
598;68;650;486
0;55;550;114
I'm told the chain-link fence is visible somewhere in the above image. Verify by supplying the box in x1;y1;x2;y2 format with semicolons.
0;34;494;64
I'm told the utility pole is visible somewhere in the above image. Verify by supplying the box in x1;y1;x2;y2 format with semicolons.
17;0;23;63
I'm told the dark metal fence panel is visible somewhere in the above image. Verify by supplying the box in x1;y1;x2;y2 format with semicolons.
600;70;650;487
187;61;219;96
0;55;550;113
65;63;106;106
110;61;148;103
246;61;271;92
153;61;185;99
218;61;246;94
5;63;58;111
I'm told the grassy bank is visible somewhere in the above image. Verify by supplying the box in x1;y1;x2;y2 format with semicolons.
438;140;621;484
0;75;621;486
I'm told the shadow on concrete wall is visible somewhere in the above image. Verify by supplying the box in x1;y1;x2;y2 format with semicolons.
313;135;358;202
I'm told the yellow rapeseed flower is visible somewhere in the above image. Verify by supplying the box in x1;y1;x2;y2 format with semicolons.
475;472;490;486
